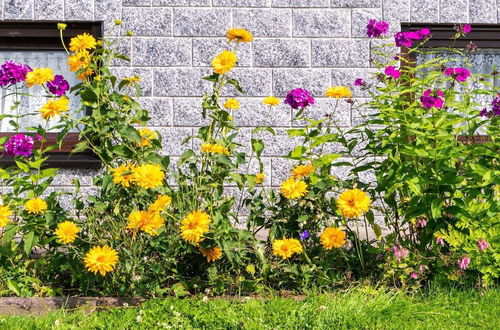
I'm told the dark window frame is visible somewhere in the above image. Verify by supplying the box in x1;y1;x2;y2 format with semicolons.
0;21;103;168
400;23;499;144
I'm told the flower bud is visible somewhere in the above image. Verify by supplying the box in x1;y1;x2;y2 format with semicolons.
114;19;122;26
57;23;67;30
126;30;133;36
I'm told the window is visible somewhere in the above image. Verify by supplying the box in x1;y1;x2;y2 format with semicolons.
401;23;499;143
0;21;102;168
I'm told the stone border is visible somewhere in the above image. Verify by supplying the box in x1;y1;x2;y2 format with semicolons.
0;297;145;316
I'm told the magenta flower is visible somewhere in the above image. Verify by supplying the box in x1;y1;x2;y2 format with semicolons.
463;24;472;34
480;93;500;117
284;88;314;109
2;134;39;157
0;61;32;87
384;66;401;80
477;239;489;251
354;78;365;86
436;237;445;246
300;230;310;240
457;256;470;270
410;272;418;279
47;75;70;96
420;89;444;109
444;67;471;82
366;19;389;38
455;24;472;35
391;245;409;261
394;28;431;48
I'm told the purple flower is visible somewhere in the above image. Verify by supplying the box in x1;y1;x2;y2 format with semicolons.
457;256;470;270
300;230;310;240
366;19;389;38
354;78;365;86
444;67;471;82
391;245;409;261
463;24;472;34
456;24;472;35
384;66;401;80
0;61;32;87
480;93;500;117
420;89;444;109
410;272;418;279
477;239;489;251
47;75;70;96
394;28;431;48
284;88;315;109
2;134;39;157
436;237;445;246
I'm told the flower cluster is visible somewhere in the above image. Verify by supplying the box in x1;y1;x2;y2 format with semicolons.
112;163;165;189
444;67;471;82
127;210;164;236
284;88;315;109
420;89;444;109
385;66;401;80
47;74;70;96
480;93;500;117
394;28;431;47
3;134;41;157
0;61;31;86
325;86;352;98
67;33;97;81
366;19;389;38
200;143;230;156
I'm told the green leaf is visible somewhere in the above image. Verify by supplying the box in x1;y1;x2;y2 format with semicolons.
431;199;442;219
372;224;382;240
251;139;264;158
23;231;38;255
226;79;244;93
6;280;20;296
119;125;142;144
71;140;90;154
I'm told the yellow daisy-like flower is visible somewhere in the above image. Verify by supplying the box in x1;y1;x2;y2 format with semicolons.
124;75;141;85
320;227;347;250
69;33;97;52
25;68;55;87
77;68;93;81
212;50;237;75
325;86;352;99
226;28;253;43
0;205;12;228
263;96;280;106
180;210;211;243
39;97;70;120
255;173;265;184
280;177;308;200
84;245;119;276
199;247;223;262
55;221;80;244
224;98;240;110
24;198;48;214
112;163;136;188
67;50;90;72
200;143;230;156
272;238;303;260
148;195;172;212
127;210;164;236
138;128;156;147
337;188;371;219
292;163;314;179
132;164;165;189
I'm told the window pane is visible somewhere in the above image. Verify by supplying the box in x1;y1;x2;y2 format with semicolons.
0;50;81;132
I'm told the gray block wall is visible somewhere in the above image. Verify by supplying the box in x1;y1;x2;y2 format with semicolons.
1;0;499;194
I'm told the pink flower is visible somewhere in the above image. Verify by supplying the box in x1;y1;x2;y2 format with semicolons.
420;89;444;109
477;239;489;251
284;88;314;109
384;66;401;80
463;24;472;34
410;272;418;279
444;67;471;82
394;28;431;48
354;78;365;86
457;256;470;270
436;237;445;246
417;218;427;228
366;19;389;38
391;245;409;261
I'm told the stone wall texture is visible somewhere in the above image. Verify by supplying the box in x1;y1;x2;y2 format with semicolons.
1;0;499;196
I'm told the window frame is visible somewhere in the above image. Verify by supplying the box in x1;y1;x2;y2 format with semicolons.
0;21;103;168
400;23;498;144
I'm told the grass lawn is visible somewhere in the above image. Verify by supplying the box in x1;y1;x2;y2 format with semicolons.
0;285;498;329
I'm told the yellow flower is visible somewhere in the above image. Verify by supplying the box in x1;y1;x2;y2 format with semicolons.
325;86;352;98
132;164;165;189
124;75;141;85
224;98;240;110
263;96;280;106
69;33;97;52
26;68;55;87
77;68;93;81
127;210;164;236
272;238;303;260
55;221;80;244
226;28;253;43
280;177;308;199
0;205;12;228
292;163;314;179
212;50;237;75
39;97;69;120
138;128;156;147
67;50;90;72
320;227;346;250
25;198;48;214
84;245;119;276
148;195;172;212
180;210;211;243
337;188;371;219
57;23;67;30
112;163;136;187
200;143;230;156
199;247;223;262
255;173;265;184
